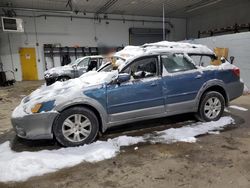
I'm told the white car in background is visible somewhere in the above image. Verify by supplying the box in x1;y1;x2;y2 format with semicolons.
44;55;103;85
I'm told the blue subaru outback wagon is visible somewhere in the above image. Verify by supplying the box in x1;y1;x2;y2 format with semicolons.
12;42;244;147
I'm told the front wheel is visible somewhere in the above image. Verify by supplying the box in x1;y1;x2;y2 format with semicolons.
196;91;225;122
53;107;99;147
57;76;70;82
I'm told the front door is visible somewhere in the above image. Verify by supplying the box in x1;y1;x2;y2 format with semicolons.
107;56;164;122
19;48;38;80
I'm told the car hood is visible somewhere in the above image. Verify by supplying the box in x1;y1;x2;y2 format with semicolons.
44;65;74;76
13;71;118;118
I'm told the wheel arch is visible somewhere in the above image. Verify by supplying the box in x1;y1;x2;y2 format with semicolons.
55;102;108;133
199;85;229;107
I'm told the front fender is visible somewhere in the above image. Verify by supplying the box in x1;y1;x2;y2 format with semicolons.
54;96;109;132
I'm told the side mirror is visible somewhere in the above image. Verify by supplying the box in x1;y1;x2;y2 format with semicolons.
230;56;235;64
117;73;130;84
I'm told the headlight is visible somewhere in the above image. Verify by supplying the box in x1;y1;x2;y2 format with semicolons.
31;103;42;113
31;100;55;114
44;73;53;78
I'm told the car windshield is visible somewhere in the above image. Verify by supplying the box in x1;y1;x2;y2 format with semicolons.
69;58;85;66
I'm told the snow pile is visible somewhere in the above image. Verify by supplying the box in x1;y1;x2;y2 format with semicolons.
12;71;118;118
0;136;143;183
0;116;234;182
152;116;235;143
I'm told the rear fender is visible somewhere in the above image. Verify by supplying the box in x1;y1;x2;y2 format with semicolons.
195;79;229;109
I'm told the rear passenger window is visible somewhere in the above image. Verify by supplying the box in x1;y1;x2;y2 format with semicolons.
161;54;196;73
190;55;214;67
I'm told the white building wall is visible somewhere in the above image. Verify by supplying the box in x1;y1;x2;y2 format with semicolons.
0;12;186;81
189;32;250;87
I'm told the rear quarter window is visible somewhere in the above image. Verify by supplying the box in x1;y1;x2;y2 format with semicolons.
190;55;215;67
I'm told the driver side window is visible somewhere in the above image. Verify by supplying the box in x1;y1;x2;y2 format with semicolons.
123;56;158;79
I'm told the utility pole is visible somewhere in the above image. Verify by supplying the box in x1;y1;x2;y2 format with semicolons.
163;3;165;40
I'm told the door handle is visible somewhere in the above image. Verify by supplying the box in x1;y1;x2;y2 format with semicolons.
150;82;157;86
195;75;202;79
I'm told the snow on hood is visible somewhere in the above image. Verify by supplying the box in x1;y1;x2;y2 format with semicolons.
12;71;118;118
0;116;234;182
44;65;73;76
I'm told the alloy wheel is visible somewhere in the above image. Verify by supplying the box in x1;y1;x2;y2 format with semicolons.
62;114;92;142
204;97;222;119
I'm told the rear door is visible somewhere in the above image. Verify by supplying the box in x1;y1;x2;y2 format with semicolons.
107;56;164;122
161;54;205;113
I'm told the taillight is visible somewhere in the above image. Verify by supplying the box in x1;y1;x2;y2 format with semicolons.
232;68;240;77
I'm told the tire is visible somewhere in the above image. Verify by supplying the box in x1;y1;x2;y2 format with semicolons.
57;76;70;82
196;91;225;122
53;107;99;147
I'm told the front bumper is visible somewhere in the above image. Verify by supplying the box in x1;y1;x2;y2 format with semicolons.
11;111;59;140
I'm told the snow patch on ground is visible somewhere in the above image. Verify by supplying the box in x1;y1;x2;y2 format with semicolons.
148;116;234;143
0;116;234;183
229;105;248;111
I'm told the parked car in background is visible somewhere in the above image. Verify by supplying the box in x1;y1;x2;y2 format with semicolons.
44;55;103;85
12;41;244;147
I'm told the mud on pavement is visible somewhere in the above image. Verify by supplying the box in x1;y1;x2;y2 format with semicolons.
0;81;250;188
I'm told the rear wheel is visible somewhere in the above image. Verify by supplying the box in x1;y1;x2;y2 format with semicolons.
196;91;225;122
53;107;99;147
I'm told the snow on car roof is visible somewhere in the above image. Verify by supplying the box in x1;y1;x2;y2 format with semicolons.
115;41;214;61
143;41;214;55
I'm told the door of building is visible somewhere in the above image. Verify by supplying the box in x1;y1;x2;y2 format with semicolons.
19;48;38;80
